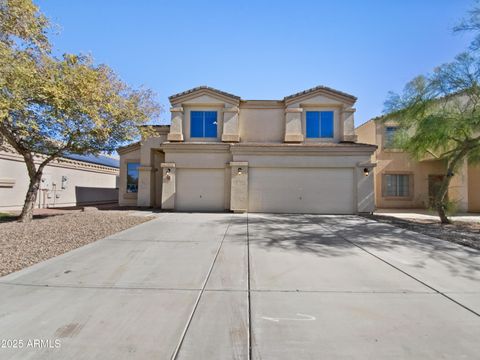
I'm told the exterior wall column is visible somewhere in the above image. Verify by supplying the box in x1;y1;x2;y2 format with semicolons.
356;162;376;213
341;106;357;142
284;108;304;143
222;106;240;142
448;159;469;212
167;107;184;142
137;137;162;207
230;161;248;213
137;165;155;207
161;163;176;210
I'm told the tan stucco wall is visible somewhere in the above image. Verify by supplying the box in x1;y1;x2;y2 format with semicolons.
0;151;118;211
239;107;285;143
448;160;469;212
355;120;376;147
468;163;480;212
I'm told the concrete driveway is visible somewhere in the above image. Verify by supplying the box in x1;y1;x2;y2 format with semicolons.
0;213;479;359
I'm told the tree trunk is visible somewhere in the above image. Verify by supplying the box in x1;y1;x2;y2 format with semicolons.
436;201;450;225
434;147;470;225
433;173;452;225
19;169;43;223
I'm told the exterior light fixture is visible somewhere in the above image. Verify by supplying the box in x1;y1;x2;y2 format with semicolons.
237;167;243;175
363;168;369;177
165;168;171;180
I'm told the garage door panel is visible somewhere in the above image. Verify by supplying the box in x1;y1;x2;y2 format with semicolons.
249;168;354;214
176;169;225;212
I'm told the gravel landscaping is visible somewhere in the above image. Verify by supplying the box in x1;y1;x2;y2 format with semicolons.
365;214;480;250
0;211;154;277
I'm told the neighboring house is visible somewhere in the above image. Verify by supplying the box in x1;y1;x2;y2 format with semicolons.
356;117;480;212
118;85;376;214
0;145;119;211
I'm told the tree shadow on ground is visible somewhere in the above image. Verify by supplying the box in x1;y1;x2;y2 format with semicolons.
217;213;480;282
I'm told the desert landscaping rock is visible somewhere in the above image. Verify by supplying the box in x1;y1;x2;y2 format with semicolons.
0;212;153;277
365;214;480;250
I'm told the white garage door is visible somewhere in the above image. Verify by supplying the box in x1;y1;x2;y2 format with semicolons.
249;168;355;214
176;169;225;212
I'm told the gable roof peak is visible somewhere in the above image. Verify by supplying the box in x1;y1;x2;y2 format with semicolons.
169;86;241;102
284;85;357;102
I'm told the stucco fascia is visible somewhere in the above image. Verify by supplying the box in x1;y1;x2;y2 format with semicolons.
230;143;376;156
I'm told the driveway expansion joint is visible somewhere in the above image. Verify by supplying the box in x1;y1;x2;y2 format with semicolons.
170;216;234;360
0;281;203;292
320;222;480;318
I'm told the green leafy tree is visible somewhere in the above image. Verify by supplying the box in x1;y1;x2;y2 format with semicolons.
384;52;480;223
0;0;160;222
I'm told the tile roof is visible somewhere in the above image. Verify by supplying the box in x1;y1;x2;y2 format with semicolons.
284;85;357;101
169;86;241;101
168;85;357;103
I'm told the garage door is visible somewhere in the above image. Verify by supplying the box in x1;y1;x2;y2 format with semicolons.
176;169;225;211
248;168;355;214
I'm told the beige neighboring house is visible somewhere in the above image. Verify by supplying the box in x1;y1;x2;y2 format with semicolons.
118;85;376;214
0;145;119;211
356;117;480;212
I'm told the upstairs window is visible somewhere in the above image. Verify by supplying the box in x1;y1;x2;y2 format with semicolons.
384;126;398;148
306;111;334;138
127;162;139;193
384;174;410;197
191;111;218;138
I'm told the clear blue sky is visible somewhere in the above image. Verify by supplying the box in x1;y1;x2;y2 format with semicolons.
37;0;474;126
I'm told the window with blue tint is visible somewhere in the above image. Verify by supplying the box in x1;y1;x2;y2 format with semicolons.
306;111;334;138
204;111;218;137
126;162;140;193
190;111;204;138
320;111;334;138
306;111;320;138
190;111;217;138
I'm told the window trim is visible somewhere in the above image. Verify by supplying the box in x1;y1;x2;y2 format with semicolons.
303;109;336;141
126;161;140;194
382;172;414;200
189;110;219;139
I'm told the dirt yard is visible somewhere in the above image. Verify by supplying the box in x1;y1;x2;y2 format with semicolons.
0;210;154;277
365;214;480;250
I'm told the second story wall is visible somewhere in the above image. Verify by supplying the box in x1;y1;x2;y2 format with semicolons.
167;86;358;145
239;102;285;143
355;119;376;146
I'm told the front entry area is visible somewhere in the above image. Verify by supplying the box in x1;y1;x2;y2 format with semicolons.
175;168;226;212
248;167;355;214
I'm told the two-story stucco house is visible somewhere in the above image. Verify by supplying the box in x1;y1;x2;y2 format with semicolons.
356;117;480;212
118;86;377;214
